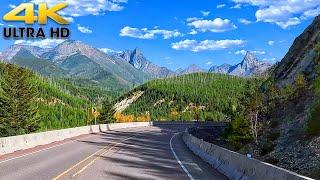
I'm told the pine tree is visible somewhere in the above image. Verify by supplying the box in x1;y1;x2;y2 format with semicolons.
0;64;39;137
100;97;115;123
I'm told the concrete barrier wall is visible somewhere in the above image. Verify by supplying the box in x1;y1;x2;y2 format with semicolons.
0;122;152;155
100;122;152;132
183;130;313;180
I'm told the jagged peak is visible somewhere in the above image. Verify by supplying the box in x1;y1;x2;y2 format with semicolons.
133;47;142;54
244;51;258;62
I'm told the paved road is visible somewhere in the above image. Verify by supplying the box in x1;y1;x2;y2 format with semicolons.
0;125;227;180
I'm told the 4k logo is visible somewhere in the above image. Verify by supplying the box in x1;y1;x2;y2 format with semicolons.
3;3;69;25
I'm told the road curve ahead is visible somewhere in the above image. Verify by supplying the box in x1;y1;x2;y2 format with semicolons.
0;125;227;180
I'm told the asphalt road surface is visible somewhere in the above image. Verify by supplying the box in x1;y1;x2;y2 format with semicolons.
0;124;227;180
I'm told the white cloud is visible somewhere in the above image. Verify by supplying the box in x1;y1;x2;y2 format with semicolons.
31;0;128;17
217;4;226;9
189;29;198;35
0;23;4;26
186;17;203;22
120;26;182;39
200;11;210;17
268;41;275;46
172;39;245;52
231;0;320;29
14;39;65;48
238;18;252;25
77;24;93;34
188;18;237;33
99;48;121;54
235;50;247;55
231;4;242;9
252;50;266;55
8;4;16;8
206;61;213;65
235;49;266;55
63;16;74;23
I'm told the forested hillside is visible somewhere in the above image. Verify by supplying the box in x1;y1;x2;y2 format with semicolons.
104;73;263;122
0;63;111;137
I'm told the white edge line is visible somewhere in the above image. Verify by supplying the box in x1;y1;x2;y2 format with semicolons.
170;132;195;180
0;134;94;164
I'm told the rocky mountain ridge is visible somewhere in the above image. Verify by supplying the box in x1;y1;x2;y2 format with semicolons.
116;48;175;78
209;52;273;77
179;64;205;75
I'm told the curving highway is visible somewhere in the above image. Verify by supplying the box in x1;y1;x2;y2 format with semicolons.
0;124;227;180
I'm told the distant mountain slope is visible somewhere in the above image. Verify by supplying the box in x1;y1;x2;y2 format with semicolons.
179;64;205;75
116;48;176;78
209;63;231;74
209;52;272;77
0;40;151;90
0;44;51;62
10;49;67;77
42;41;150;84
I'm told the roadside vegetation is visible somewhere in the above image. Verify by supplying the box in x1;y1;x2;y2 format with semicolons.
0;63;114;137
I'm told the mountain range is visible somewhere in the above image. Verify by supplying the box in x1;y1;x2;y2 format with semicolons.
0;40;151;90
0;40;273;91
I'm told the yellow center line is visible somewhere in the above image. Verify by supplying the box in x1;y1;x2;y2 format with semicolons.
71;136;132;178
52;136;132;180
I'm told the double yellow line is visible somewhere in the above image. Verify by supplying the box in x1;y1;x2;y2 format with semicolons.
53;136;133;180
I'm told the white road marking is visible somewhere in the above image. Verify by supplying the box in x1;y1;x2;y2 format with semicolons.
170;132;195;180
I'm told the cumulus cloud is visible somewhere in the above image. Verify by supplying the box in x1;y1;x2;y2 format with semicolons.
14;39;65;48
189;29;198;35
120;26;182;39
77;24;93;34
200;11;210;17
268;41;275;46
0;23;4;26
188;18;237;33
231;0;320;29
99;48;121;54
238;18;252;25
235;49;266;55
31;0;128;17
217;4;226;9
172;39;245;52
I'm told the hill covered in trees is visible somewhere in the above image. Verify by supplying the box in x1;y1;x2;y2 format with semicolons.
103;73;263;123
0;63;113;137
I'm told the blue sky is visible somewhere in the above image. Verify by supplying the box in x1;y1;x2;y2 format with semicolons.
1;0;319;70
